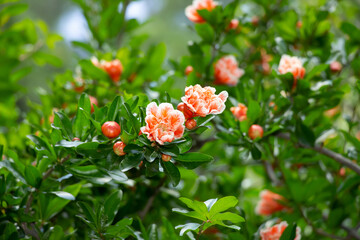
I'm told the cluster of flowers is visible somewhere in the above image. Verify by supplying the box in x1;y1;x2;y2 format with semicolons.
91;57;123;83
100;84;228;160
255;190;301;240
62;3;345;238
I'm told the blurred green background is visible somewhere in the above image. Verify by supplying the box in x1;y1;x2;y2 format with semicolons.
14;0;360;108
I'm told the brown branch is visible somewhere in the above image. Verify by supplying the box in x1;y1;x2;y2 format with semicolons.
341;224;360;240
138;176;167;220
276;132;360;175
25;192;34;214
43;155;71;180
298;206;346;239
20;155;71;239
20;223;40;240
262;160;281;186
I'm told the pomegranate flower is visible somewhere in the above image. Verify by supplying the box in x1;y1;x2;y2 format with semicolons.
278;55;305;87
230;103;247;121
178;84;228;119
185;0;218;23
260;221;301;240
256;190;287;216
140;102;185;145
214;55;244;86
91;57;123;83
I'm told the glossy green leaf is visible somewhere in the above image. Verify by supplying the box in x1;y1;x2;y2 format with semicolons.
24;165;42;188
162;161;180;186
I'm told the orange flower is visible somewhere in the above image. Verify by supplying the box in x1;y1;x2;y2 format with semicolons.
260;221;301;240
91;56;101;68
230;103;247;121
72;77;85;93
178;84;228;119
228;19;239;30
101;59;123;83
89;96;98;113
278;55;305;89
256;190;287;216
214;55;244;86
140;102;185;145
185;0;218;23
356;131;360;141
48;108;59;124
324;106;340;118
91;57;123;83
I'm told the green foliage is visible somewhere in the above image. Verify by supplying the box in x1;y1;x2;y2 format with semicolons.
1;0;360;239
173;196;244;236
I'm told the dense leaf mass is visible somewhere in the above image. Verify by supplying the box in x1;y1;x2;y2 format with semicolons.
0;0;360;239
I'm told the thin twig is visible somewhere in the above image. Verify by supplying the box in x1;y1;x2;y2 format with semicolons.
21;155;71;239
43;155;71;180
20;223;40;240
341;224;360;240
197;221;206;240
262;160;281;186
298;207;346;240
138;176;167;220
25;192;34;214
276;132;360;175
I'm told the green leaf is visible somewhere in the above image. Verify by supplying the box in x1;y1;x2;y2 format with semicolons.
45;183;82;220
175;223;201;236
250;145;262;160
106;218;135;238
162;161;180;187
124;144;143;154
247;100;261;122
49;225;65;240
107;170;128;183
79;59;109;80
195;23;215;43
305;64;328;81
341;22;360;42
76;142;99;156
120;153;143;172
71;41;94;53
179;197;208;216
53;112;73;140
162;217;179;240
177;137;192;154
175;152;213;169
33;52;62;67
73;93;91;140
108;96;121;121
55;140;83;148
175;152;213;162
341;130;360;152
0;159;27;184
295;120;315;146
0;175;5;196
24;166;42;188
123;102;140;133
104;190;123;224
0;3;28;17
279;223;297;240
172;208;207;221
10;67;32;83
77;201;97;230
0;222;18;240
212;212;244;223
209;196;238;217
51;191;75;200
27;134;55;157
